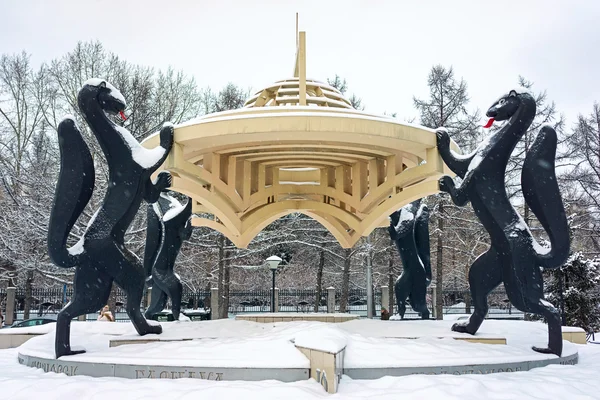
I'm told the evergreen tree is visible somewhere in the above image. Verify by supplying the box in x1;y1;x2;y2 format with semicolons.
545;252;600;333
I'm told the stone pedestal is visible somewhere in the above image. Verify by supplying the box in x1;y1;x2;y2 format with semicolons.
5;287;15;326
327;287;335;313
381;286;389;313
210;288;219;320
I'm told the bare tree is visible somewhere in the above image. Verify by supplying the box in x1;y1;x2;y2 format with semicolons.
413;65;480;318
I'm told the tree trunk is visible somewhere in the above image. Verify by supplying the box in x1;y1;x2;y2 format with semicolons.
435;201;444;319
217;235;225;319
388;243;395;314
314;248;325;312
23;270;34;320
222;242;231;319
371;283;376;317
339;248;352;313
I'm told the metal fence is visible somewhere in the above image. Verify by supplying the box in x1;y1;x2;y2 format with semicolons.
0;286;523;322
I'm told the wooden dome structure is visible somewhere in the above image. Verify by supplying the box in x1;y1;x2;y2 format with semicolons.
142;31;460;248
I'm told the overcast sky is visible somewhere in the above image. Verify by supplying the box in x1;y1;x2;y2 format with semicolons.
1;0;599;126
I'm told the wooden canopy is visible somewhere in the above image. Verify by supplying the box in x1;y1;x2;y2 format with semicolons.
141;31;460;248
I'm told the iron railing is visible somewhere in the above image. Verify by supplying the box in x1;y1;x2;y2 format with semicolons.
0;287;523;322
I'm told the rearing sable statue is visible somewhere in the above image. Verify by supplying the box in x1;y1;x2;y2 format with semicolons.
48;79;174;358
144;192;193;321
436;89;570;356
388;199;432;319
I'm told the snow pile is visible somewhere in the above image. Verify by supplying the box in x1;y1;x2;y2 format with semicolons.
294;327;347;353
0;321;597;399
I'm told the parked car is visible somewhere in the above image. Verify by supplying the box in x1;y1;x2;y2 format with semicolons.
3;317;57;329
147;309;211;322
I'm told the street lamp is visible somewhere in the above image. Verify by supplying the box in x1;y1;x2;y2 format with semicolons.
266;255;283;313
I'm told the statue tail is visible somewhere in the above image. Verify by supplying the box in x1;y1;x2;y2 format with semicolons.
47;117;95;268
144;202;164;278
521;125;570;269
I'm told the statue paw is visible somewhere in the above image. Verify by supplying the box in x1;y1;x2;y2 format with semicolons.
159;124;175;149
451;322;472;334
436;128;450;148
532;346;560;356
155;171;172;190
139;323;163;335
438;176;454;193
56;348;86;359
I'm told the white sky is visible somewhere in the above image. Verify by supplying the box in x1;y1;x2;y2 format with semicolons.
1;0;599;126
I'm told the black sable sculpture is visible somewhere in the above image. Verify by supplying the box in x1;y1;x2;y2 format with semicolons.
48;79;174;358
436;89;570;356
388;199;432;319
144;192;193;321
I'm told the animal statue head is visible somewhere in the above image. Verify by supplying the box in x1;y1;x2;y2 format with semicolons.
389;199;422;237
79;79;127;121
483;89;535;128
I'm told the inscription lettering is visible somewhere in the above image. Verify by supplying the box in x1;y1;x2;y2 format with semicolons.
129;368;224;380
30;361;78;376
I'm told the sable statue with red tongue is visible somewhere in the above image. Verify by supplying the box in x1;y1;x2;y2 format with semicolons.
435;89;570;357
48;79;175;358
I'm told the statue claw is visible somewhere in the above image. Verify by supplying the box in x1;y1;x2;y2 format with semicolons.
451;322;473;335
436;128;450;148
532;346;560;356
56;348;86;359
438;176;454;194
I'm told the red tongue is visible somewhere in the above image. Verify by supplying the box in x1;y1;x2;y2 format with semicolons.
483;117;495;128
119;111;127;121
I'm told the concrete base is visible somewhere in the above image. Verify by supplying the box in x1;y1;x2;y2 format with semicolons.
0;333;44;349
344;352;579;380
17;352;309;382
15;320;586;395
235;313;359;323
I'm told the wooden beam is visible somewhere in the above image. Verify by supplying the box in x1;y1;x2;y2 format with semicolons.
298;32;306;106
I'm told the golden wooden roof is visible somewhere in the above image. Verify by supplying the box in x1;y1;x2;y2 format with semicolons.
142;30;459;248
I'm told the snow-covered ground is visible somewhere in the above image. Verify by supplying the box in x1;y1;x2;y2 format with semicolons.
1;319;597;399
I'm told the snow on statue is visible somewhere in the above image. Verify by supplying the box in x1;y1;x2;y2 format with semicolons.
388;199;432;320
47;79;174;358
144;192;194;321
436;89;570;356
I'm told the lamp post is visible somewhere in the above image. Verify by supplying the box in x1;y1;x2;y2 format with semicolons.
267;255;283;313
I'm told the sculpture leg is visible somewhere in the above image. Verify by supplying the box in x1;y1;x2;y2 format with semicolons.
528;300;563;357
506;267;563;357
113;257;162;336
165;278;183;321
56;268;112;358
144;286;168;319
452;249;502;334
408;276;430;320
395;272;410;319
